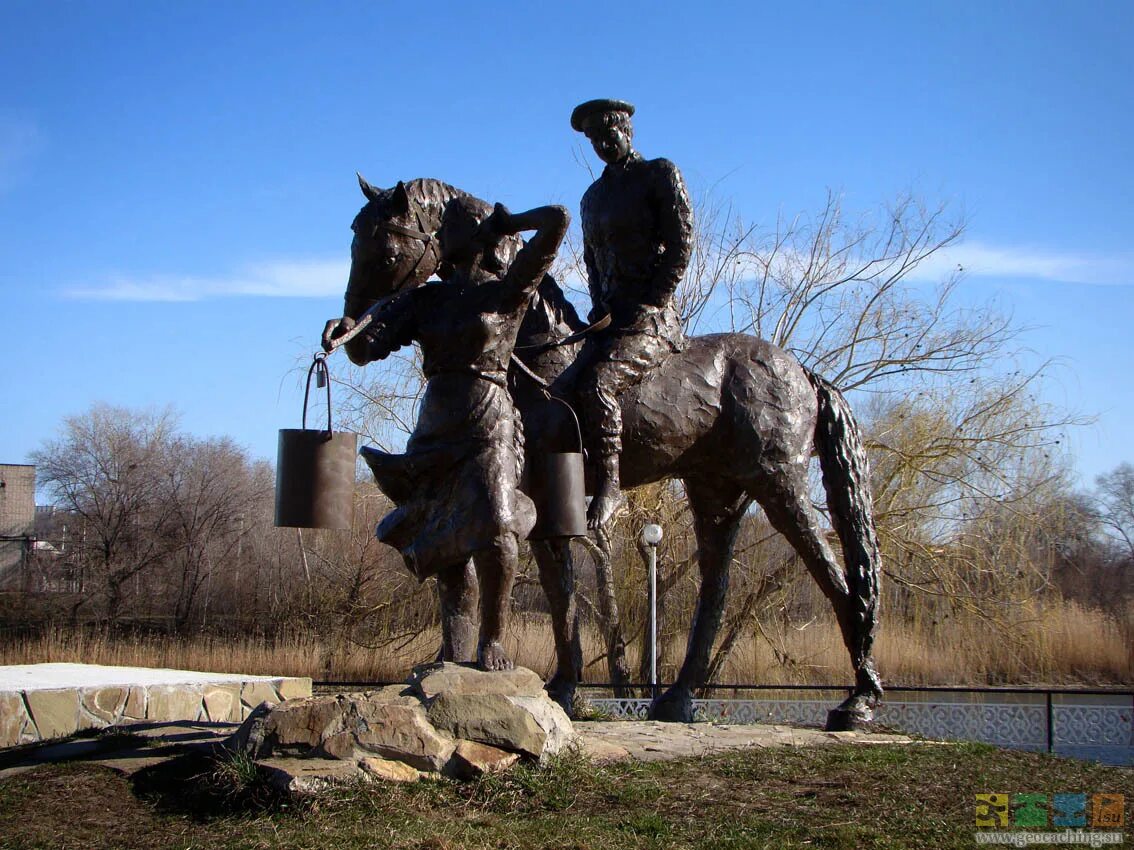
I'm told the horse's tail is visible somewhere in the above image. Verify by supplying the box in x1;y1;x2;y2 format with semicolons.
806;369;881;674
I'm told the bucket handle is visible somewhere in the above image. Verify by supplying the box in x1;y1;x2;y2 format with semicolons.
302;353;333;434
508;353;585;458
547;395;585;457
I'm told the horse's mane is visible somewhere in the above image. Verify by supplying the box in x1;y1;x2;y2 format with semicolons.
405;178;487;216
402;179;583;344
351;177;477;235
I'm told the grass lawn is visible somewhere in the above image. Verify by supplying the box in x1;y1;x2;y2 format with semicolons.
0;742;1130;849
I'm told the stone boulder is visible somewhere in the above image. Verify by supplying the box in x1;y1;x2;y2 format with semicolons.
408;663;546;701
448;740;521;779
359;756;426;783
428;692;574;762
225;664;576;788
322;700;456;772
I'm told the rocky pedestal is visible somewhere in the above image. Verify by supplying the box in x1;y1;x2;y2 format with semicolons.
227;663;575;792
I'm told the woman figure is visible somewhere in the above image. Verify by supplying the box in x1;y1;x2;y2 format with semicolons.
355;198;569;671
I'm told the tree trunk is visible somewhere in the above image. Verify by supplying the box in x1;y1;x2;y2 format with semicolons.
104;576;122;627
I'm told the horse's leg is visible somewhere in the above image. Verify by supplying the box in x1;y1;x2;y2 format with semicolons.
532;538;583;716
589;525;634;694
751;467;879;729
437;558;478;663
650;480;749;723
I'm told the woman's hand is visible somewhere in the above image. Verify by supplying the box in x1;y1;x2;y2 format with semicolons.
477;202;513;241
321;316;357;352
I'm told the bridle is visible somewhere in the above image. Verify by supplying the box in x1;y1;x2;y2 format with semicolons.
371;193;438;290
329;194;441;355
345;193;438;308
373;193;435;245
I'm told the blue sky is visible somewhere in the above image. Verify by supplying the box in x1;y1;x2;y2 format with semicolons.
1;1;1132;492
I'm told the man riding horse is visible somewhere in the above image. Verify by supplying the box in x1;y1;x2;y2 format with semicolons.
319;105;884;725
568;99;694;529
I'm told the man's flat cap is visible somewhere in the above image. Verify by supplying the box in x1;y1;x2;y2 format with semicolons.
571;99;635;132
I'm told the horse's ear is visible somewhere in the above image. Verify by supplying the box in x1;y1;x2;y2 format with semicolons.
357;172;383;203
390;181;410;213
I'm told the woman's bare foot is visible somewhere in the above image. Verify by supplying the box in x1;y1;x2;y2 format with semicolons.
477;640;514;671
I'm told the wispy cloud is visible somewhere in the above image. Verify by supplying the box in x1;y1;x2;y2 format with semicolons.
907;241;1134;286
63;239;1134;303
0;114;42;192
65;258;351;301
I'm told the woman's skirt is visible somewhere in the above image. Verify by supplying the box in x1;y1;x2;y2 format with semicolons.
361;372;536;579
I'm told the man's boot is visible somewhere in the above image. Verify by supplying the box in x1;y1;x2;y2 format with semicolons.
588;451;628;530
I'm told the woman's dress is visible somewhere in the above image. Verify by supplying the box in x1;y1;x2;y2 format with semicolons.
360;239;557;579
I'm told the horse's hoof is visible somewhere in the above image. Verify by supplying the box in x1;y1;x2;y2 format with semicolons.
649;689;693;723
825;694;877;731
825;707;873;732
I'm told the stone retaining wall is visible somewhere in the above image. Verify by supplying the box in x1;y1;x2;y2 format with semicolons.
1;665;311;748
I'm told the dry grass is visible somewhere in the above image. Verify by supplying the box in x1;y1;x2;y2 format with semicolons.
0;619;600;682
708;602;1132;687
0;626;431;681
1;601;1129;687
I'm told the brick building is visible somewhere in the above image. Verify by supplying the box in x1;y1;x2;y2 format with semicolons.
0;464;36;588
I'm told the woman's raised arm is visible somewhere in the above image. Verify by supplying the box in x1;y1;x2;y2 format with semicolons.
485;204;570;298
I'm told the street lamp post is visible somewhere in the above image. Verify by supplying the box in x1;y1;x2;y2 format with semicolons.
640;523;663;702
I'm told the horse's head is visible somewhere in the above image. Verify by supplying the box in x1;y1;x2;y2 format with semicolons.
344;176;442;316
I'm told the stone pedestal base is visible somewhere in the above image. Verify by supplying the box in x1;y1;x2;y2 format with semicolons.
228;663;575;791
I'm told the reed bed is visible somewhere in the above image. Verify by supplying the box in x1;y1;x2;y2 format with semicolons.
705;601;1133;687
2;601;1129;687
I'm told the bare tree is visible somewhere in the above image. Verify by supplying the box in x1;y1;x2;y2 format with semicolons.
287;484;438;676
332;349;425;453
1095;463;1134;562
32;405;276;630
161;436;272;631
33;405;181;624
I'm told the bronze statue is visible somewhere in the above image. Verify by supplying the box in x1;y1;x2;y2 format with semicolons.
328;186;568;672
325;167;883;730
568;99;693;530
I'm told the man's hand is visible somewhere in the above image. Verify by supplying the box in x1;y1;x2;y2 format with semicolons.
321;316;357;352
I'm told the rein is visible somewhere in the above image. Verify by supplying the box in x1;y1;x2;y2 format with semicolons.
514;313;612;354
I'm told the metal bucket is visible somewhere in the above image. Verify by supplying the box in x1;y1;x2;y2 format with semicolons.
527;397;587;539
275;355;358;529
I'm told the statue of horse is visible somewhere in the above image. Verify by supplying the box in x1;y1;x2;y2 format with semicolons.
332;176;883;729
